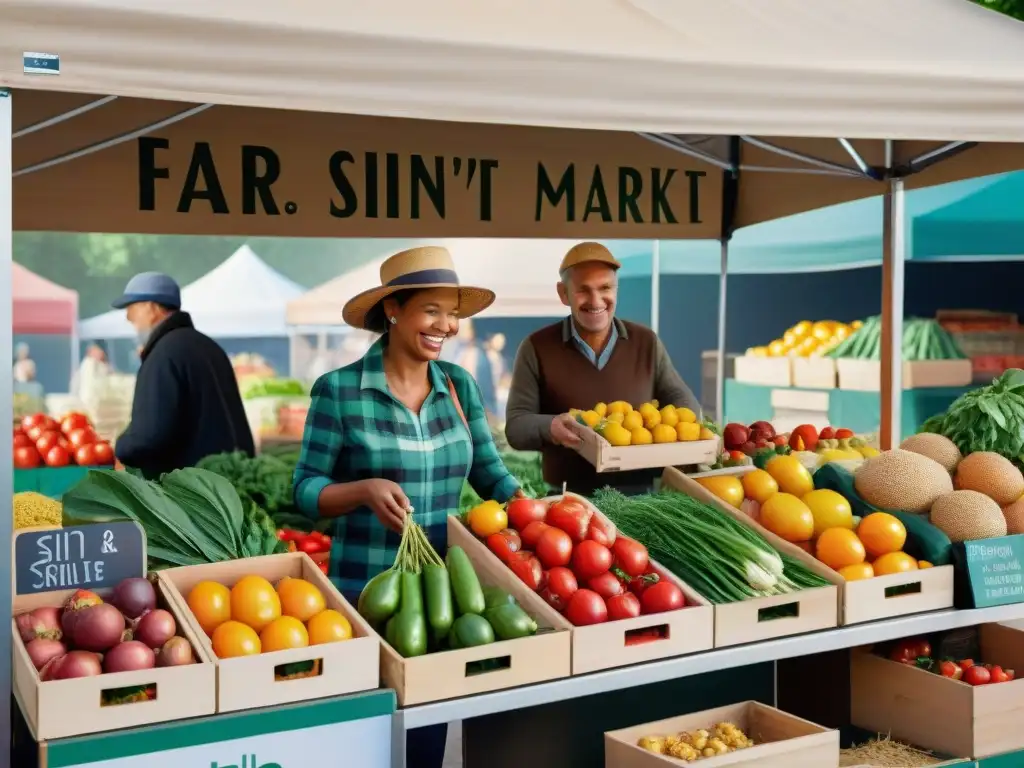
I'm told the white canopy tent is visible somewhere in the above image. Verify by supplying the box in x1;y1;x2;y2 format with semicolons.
78;244;305;340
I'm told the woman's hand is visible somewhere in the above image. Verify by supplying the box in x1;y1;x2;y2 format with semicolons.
360;479;411;533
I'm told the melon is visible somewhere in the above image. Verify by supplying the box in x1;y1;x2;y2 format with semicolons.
854;449;954;514
899;433;962;473
954;452;1024;506
930;490;1007;543
1003;497;1024;535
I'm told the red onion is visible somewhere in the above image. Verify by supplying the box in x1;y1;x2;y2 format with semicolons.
103;641;155;673
71;604;125;652
135;609;176;649
16;606;63;644
157;636;195;667
41;651;102;681
111;578;156;620
26;638;66;671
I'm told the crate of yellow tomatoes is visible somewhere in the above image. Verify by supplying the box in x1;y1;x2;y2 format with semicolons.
158;552;379;712
567;400;720;473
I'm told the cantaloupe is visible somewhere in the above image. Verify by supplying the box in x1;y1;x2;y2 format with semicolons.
1003;497;1024;535
954;452;1024;506
899;433;962;473
854;449;954;514
930;490;1007;542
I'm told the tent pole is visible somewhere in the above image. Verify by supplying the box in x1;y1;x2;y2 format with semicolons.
0;87;14;761
880;177;906;449
650;240;661;334
715;239;729;423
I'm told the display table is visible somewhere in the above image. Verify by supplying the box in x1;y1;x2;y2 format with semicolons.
14;466;90;498
724;379;971;436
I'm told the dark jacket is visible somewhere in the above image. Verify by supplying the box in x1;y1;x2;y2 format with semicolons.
115;311;254;479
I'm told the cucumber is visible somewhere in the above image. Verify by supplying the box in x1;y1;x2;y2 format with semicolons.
450;614;495;648
483;603;538;640
423;563;454;639
446;546;486;615
482;587;515;611
358;570;401;626
391;571;428;658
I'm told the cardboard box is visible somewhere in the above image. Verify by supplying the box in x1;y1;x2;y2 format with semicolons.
160;552;379;713
791;357;837;389
836;359;973;391
851;624;1024;759
569;420;719;473
604;701;838;767
734;356;793;387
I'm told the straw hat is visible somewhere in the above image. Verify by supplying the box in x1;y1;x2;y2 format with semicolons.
342;246;496;330
558;242;621;273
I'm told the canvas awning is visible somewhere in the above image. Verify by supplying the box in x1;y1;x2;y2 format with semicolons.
12;262;78;335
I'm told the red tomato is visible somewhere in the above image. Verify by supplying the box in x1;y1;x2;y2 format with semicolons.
318;560;330;575
628;571;660;597
890;638;932;665
35;430;61;455
612;537;650;577
535;526;573;569
641;581;685;614
606;592;642;621
964;665;991;686
92;441;115;465
26;426;44;442
13;445;40;469
540;567;578;612
276;529;296;541
68;428;96;449
43;445;70;468
937;660;963;680
546;499;593;543
486;530;521;563
520;521;551;550
21;414;47;431
61;413;90;435
586;517;617;547
506;498;548;531
13;433;33;449
588;570;625;599
298;537;323;554
565;589;608;626
508;552;544;591
990;665;1011;684
960;658;975;670
74;444;97;466
571;540;612;580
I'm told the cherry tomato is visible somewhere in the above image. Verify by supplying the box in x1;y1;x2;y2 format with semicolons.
12;433;32;449
506;498;548;531
520;521;551;550
964;665;991;686
508;552;544;591
35;430;61;456
277;529;300;542
44;445;70;468
317;560;330;575
13;445;40;469
535;526;573;569
25;426;44;442
92;441;115;465
486;530;521;563
640;581;685;614
565;589;608;626
61;413;90;435
74;444;97;466
938;660;963;680
628;571;660;597
990;665;1011;684
606;592;642;621
612;537;650;577
298;537;323;554
546;499;593;543
68;428;96;449
586;517;617;547
572;540;612;580
960;658;975;670
21;414;47;431
540;567;578;612
890;638;932;665
588;570;626;599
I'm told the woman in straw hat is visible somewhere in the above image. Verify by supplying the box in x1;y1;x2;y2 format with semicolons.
292;246;523;766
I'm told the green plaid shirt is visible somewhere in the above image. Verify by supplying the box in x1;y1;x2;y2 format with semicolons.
293;338;520;600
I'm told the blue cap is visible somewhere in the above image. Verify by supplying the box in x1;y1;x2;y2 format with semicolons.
111;272;181;310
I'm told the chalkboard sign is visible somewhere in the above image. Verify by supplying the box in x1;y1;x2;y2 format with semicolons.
14;521;146;596
964;534;1024;609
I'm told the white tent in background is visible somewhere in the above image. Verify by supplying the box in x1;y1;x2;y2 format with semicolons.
78;244;305;340
286;239;579;327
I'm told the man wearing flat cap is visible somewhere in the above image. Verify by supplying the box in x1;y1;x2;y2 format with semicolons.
111;272;254;479
505;242;701;496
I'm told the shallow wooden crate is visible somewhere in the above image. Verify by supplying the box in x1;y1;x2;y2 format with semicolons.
604;701;838;767
159;552;379;713
568;420;719;473
851;624;1024;759
733;356;793;387
452;499;715;675
792;357;837;389
13;579;216;740
836;358;973;391
672;466;954;626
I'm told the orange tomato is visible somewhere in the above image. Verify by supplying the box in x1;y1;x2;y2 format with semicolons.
187;580;232;636
873;551;918;576
741;469;778;505
212;620;261;658
308;609;353;645
918;560;934;569
838;562;875;581
857;513;907;559
467;502;508;537
230;575;281;632
815;528;866;570
260;616;309;652
696;475;745;508
277;577;326;622
764;455;814;497
759;493;815;542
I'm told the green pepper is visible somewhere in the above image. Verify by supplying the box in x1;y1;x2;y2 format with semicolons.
391;572;428;658
358;570;401;626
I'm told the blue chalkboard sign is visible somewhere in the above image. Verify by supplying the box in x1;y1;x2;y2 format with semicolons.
14;521;146;596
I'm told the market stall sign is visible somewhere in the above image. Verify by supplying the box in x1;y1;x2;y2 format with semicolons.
964;535;1024;608
14;521;145;595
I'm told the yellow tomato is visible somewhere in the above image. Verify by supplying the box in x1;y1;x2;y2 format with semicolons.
675;407;697;424
741;469;778;504
801;489;854;538
231;575;282;632
607;401;632;415
857;512;907;559
659;406;679;428
260;616;309;652
838;562;875;581
695;475;745;509
748;346;769;358
698;426;717;441
307;609;353;645
639;403;661;430
759;493;815;542
767;339;787;357
815;528;866;570
630;427;654;445
212;620;261;658
605;411;625;424
277;577;327;622
677;422;701;442
765;455;814;497
594;402;608;417
187;580;232;636
872;551;918;576
792;320;813;338
622;411;644;431
918;560;934;569
468;502;508;537
652;424;677;444
579;410;601;427
603;423;632;447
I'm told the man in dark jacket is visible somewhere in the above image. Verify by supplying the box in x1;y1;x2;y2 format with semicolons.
112;272;255;479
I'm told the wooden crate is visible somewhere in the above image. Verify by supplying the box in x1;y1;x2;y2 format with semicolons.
568;420;719;473
13;579;215;740
452;499;715;675
670;466;954;626
851;624;1024;759
734;356;793;387
604;701;838;767
836;359;973;391
791;357;837;389
159;552;379;713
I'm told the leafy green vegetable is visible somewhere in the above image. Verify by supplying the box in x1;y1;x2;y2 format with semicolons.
827;316;966;361
196;451;296;514
240;378;308;399
459;451;547;513
161;468;245;560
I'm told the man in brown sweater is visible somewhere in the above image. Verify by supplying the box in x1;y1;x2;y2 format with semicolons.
504;242;701;496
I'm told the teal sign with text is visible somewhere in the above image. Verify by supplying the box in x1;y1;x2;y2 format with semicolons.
965;535;1024;608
